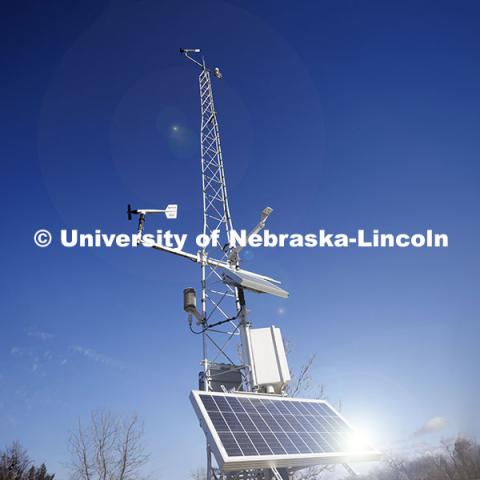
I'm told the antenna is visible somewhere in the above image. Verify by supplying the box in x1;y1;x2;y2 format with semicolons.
183;48;246;388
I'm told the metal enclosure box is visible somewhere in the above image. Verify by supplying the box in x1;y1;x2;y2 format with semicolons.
249;326;290;392
199;363;244;392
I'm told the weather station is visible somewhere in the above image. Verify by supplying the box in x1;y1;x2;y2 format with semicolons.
127;49;381;480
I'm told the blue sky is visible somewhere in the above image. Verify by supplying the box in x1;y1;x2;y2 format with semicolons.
1;0;479;478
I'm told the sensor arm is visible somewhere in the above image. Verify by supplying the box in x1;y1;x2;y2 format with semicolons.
138;236;198;262
179;48;204;69
228;207;273;264
128;204;178;220
180;48;222;79
134;209;168;215
139;236;281;284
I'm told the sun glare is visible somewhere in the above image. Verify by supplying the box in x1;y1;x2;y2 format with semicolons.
346;429;371;452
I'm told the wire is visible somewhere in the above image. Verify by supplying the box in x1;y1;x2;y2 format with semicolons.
188;312;240;335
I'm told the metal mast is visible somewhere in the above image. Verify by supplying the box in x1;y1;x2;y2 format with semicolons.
129;48;289;480
180;49;248;394
181;47;249;480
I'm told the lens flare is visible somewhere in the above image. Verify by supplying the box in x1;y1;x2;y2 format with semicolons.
346;429;371;452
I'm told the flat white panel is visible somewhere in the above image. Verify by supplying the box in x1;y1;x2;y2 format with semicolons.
250;326;290;390
272;327;290;385
221;269;289;298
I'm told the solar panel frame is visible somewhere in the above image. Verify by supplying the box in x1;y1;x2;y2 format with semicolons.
190;390;381;471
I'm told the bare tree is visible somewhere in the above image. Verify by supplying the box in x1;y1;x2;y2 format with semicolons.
286;353;333;480
443;437;480;480
190;467;207;480
68;411;149;480
286;354;321;398
0;442;54;480
0;442;31;480
349;436;480;480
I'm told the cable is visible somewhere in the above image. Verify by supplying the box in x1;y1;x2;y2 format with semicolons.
188;312;240;335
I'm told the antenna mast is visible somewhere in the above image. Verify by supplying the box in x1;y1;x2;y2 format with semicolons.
180;48;251;393
128;48;290;480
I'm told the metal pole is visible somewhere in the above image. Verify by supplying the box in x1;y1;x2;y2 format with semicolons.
181;48;256;479
237;288;255;392
206;444;212;480
199;64;209;391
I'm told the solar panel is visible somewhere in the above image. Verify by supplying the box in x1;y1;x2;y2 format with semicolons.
221;269;289;298
191;391;380;471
